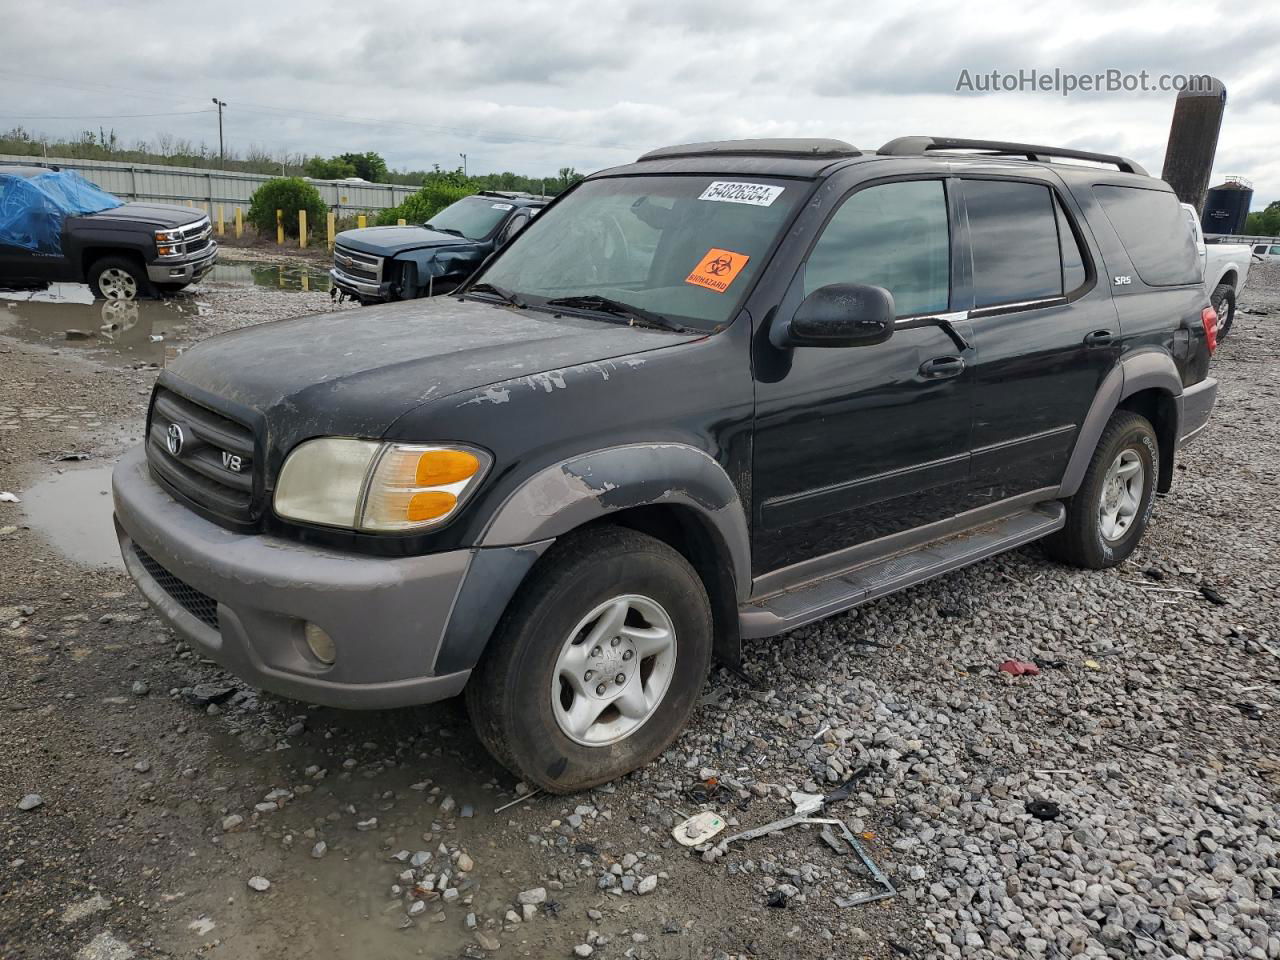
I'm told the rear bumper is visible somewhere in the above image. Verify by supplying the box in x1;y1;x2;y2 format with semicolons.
112;444;510;709
147;244;218;284
1178;376;1217;446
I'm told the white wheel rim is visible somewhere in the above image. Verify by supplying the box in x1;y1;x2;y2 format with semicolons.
550;594;677;747
1099;448;1144;542
99;268;138;300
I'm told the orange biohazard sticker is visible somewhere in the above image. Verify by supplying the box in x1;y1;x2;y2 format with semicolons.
685;248;749;294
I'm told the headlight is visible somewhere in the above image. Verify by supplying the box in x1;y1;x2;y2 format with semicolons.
273;438;490;533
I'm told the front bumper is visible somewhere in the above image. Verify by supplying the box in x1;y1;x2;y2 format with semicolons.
330;266;391;301
1177;376;1217;446
112;444;479;708
147;244;219;284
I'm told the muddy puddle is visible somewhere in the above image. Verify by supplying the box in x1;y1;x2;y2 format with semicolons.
159;713;521;959
0;286;201;364
21;462;122;570
208;260;334;292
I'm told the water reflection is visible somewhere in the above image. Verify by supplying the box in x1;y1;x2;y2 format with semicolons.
0;290;198;365
208;260;333;292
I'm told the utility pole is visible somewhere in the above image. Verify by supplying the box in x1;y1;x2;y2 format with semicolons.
459;153;467;177
211;98;227;169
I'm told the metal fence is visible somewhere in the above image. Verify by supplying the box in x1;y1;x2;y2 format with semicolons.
0;154;418;215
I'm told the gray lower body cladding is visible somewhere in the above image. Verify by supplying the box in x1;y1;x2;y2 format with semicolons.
111;444;543;709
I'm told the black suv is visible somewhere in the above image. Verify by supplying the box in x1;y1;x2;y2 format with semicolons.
0;166;217;299
113;137;1218;793
329;191;547;304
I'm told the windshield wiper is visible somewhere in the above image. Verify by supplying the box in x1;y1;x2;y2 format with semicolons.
424;223;465;237
467;281;526;308
544;295;688;333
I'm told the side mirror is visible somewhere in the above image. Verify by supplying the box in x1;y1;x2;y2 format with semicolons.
779;283;896;348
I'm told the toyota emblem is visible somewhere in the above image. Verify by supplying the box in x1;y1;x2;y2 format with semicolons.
166;423;185;457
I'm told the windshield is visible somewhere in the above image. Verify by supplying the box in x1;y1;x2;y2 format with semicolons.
476;175;802;331
425;195;514;240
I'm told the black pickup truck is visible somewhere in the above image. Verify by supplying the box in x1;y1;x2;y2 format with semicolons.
0;166;217;299
329;191;546;303
113;137;1218;793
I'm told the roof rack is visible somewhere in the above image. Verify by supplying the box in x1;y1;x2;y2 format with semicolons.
638;138;860;162
878;136;1148;176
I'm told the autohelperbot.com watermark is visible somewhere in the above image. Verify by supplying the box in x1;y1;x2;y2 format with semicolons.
956;68;1216;96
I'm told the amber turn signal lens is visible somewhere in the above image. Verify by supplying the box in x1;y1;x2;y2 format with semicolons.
406;491;458;522
415;450;481;486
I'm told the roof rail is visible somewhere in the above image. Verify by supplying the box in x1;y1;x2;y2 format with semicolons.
638;138;860;162
878;136;1148;176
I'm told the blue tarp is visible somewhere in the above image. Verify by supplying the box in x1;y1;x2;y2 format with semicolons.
0;170;122;256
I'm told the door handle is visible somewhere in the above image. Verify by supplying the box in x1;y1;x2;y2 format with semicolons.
1083;330;1115;348
919;356;965;379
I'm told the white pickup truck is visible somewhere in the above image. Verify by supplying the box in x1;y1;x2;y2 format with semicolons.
1182;203;1252;339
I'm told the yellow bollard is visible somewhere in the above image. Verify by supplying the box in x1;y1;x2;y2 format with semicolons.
299;209;308;249
326;212;335;251
235;206;243;239
397;218;406;226
216;204;225;237
276;209;284;245
357;214;367;229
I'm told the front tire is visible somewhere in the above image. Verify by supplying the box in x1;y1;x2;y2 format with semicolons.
88;256;151;301
466;526;713;793
1045;411;1158;569
1210;283;1235;340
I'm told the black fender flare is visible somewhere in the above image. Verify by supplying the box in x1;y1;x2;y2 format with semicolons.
1058;350;1183;498
479;442;752;605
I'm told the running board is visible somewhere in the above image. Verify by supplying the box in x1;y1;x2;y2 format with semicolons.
738;502;1065;639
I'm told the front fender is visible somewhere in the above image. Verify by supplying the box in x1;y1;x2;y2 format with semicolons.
479;442;752;603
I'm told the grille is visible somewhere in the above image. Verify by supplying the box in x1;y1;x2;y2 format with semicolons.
333;243;382;282
185;233;210;254
133;544;220;629
147;386;257;525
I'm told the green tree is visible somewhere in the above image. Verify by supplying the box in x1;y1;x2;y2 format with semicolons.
247;177;327;239
338;151;389;183
1245;204;1280;237
376;183;474;226
304;156;358;180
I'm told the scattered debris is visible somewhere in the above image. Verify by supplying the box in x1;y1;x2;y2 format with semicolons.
187;917;216;936
766;888;789;908
0;492;20;503
186;684;235;706
493;788;543;814
54;452;92;462
61;893;111;924
1234;702;1266;721
1083;659;1103;670
64;329;94;340
1025;799;1061;821
673;810;727;847
1200;586;1228;606
998;659;1040;677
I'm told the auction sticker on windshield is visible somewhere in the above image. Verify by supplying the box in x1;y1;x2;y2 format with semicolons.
698;181;785;206
686;248;750;293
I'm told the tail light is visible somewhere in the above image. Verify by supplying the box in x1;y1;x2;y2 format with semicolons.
1200;306;1218;355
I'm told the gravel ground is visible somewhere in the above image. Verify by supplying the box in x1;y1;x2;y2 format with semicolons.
1;265;1277;960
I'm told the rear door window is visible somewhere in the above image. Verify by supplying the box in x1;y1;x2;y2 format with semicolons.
1255;245;1269;255
804;179;950;317
1271;245;1280;256
963;179;1063;308
1093;184;1201;286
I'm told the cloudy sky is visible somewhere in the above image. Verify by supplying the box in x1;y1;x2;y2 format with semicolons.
1;0;1276;207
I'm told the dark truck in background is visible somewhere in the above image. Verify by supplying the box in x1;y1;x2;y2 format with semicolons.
113;136;1218;794
0;166;217;299
329;191;546;304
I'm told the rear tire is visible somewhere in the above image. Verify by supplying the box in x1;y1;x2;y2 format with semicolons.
1044;411;1158;569
466;526;712;793
88;256;151;301
1210;283;1235;340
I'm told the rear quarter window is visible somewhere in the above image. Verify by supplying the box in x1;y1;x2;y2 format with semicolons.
1093;185;1201;286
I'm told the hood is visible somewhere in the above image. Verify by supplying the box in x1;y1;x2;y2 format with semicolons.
83;202;207;229
163;296;701;463
336;225;475;256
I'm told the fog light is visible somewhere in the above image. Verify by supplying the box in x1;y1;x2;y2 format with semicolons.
304;622;336;665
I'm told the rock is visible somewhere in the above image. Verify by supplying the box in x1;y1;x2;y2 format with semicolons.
130;681;149;697
475;931;500;951
408;900;426;917
247;876;270;892
457;853;474;872
522;903;537;922
311;841;327;859
61;893;111;924
355;817;377;831
186;684;235;706
518;887;547;905
132;760;151;774
221;814;244;832
75;931;134;960
18;794;43;811
637;875;658;895
573;946;594;958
